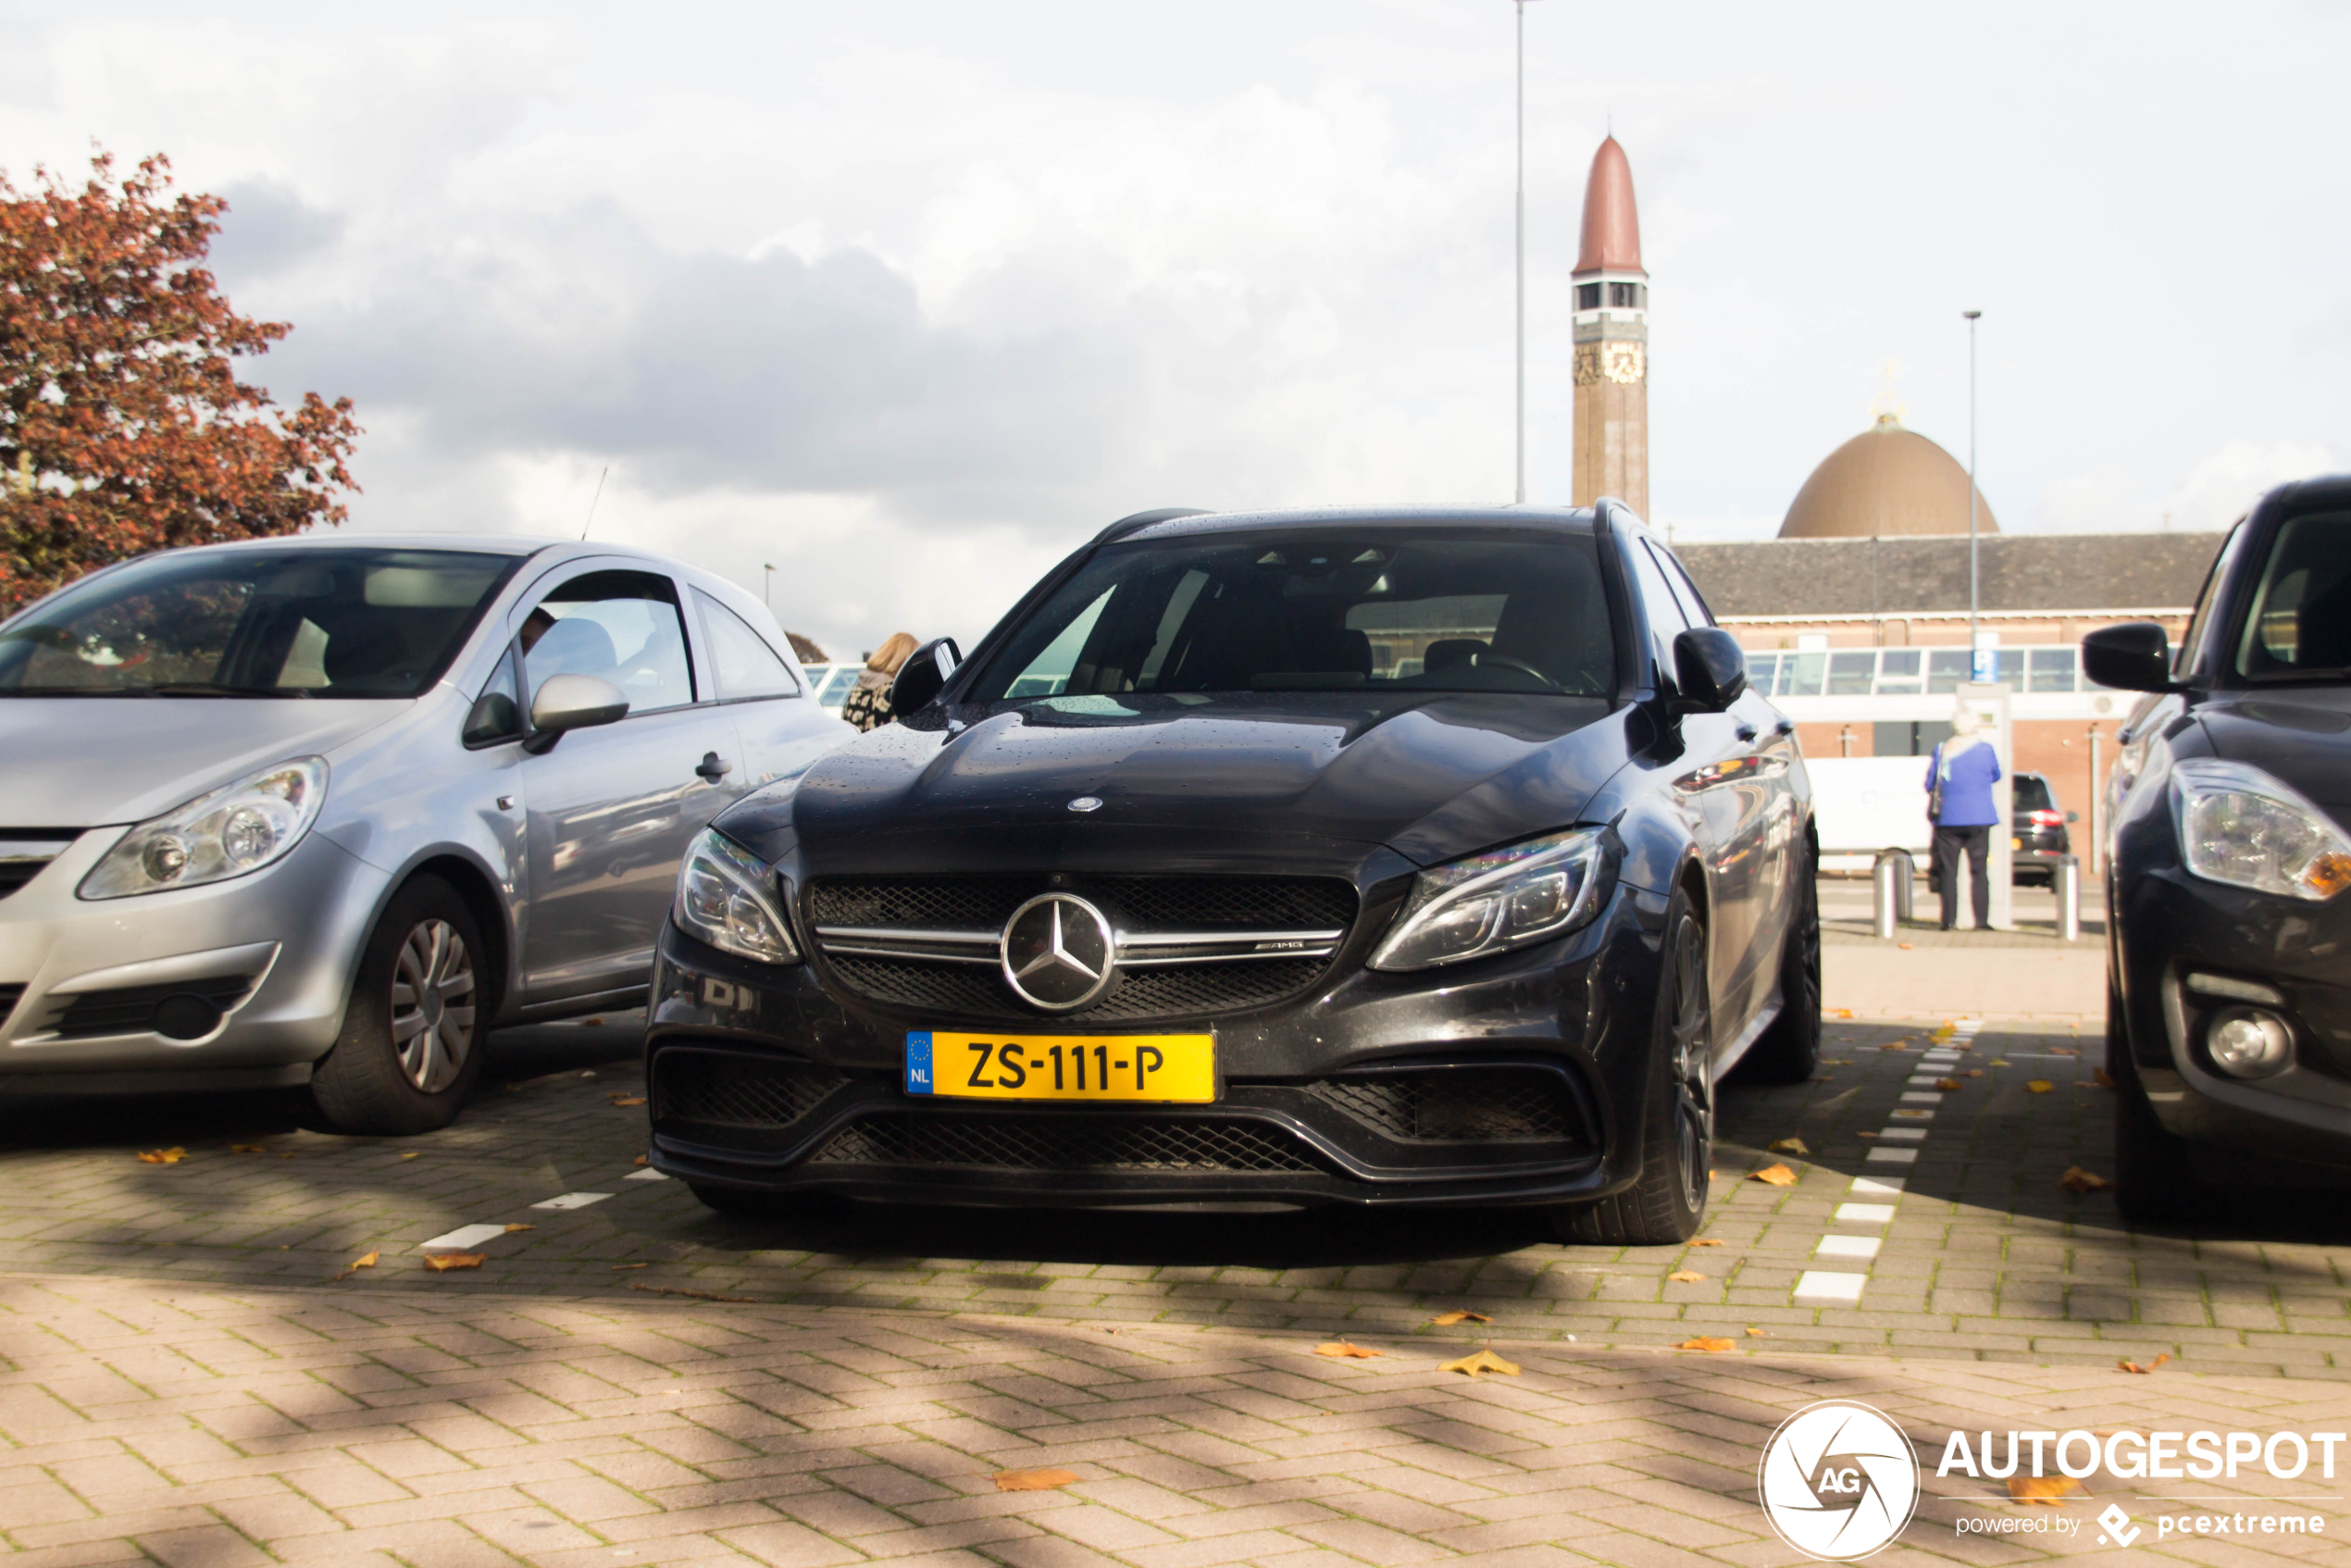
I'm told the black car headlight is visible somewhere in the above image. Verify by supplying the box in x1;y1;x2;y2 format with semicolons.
2171;760;2351;901
80;757;329;899
1370;828;1611;972
673;828;801;964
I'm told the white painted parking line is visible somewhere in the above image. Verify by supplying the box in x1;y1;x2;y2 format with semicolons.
1907;1076;1945;1088
1850;1175;1905;1195
1835;1201;1897;1225
1889;1108;1934;1120
1814;1234;1882;1262
625;1167;669;1182
1899;1091;1944;1103
1877;1126;1927;1140
1866;1147;1919;1164
417;1223;509;1252
1794;1270;1869;1305
1922;1053;1960;1064
529;1191;614;1211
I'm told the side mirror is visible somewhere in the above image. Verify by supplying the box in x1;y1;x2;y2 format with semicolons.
889;637;962;715
522;673;629;753
2082;622;2179;694
1671;628;1749;713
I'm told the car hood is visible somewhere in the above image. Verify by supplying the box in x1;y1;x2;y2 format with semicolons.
0;697;411;828
740;691;1633;875
2200;687;2351;826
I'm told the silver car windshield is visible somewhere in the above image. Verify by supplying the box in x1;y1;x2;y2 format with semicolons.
0;548;520;698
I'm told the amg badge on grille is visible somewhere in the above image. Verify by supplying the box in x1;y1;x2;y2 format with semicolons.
1001;893;1116;1011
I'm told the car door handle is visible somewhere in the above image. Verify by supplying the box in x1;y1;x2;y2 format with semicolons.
695;752;733;782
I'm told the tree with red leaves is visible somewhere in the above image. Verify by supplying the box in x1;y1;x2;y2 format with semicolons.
0;151;360;614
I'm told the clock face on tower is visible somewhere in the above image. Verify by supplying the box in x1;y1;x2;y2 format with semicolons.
1606;344;1646;384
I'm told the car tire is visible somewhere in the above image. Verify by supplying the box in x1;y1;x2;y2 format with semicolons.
311;876;488;1137
2108;977;2195;1226
1549;888;1710;1246
1736;847;1821;1085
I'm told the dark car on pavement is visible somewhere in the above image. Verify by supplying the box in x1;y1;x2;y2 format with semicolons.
2010;772;2076;884
2088;477;2351;1220
643;504;1821;1244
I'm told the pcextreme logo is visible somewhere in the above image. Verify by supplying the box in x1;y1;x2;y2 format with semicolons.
1756;1400;1922;1561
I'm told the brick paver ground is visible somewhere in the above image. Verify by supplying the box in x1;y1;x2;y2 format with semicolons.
3;935;2347;1564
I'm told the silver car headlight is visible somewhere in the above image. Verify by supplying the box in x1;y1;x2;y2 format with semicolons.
2171;758;2351;901
1370;828;1611;972
80;757;329;900
674;828;800;964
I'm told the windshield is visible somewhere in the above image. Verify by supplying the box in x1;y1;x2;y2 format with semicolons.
0;547;520;698
2235;512;2351;681
2012;775;2054;814
969;530;1615;701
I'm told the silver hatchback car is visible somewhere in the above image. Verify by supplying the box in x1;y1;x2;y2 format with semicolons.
0;536;849;1133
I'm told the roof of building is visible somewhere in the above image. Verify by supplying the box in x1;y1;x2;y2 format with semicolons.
1675;531;2226;619
1574;137;1644;276
1780;416;1996;539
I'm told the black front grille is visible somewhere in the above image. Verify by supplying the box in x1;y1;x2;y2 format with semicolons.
655;1051;845;1127
48;974;259;1039
0;831;73;902
825;953;1329;1022
809;874;1356;934
1307;1067;1579;1142
0;865;44;900
811;1113;1320;1173
0;985;23;1029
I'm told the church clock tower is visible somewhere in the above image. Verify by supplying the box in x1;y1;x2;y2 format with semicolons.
1571;136;1648;516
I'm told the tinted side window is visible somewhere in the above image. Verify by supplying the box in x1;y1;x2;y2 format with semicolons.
1627;539;1689;679
522;570;695;714
463;649;525;746
2177;521;2245;678
694;591;802;700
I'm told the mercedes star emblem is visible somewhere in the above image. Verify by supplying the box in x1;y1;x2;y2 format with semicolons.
1001;892;1116;1012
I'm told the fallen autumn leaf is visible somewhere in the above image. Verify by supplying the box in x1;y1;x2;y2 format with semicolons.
2119;1353;2172;1375
1438;1347;1522;1377
1314;1341;1383;1359
503;1223;533;1233
1748;1164;1797;1186
136;1147;186;1164
1767;1137;1810;1155
1676;1337;1737;1353
2059;1166;2113;1193
1688;1238;1724;1247
612;1263;649;1271
332;1251;379;1281
1934;1077;1961;1091
993;1467;1079;1492
1430;1309;1492;1325
1745;1327;1767;1337
609;1095;648;1107
422;1251;486;1272
2010;1475;2081;1504
1667;1270;1707;1283
2027;1080;2055;1094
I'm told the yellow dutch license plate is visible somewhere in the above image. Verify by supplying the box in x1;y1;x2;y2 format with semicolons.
904;1030;1214;1102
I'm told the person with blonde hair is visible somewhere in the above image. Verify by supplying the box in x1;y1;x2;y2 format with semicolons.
1924;701;2002;930
841;631;920;731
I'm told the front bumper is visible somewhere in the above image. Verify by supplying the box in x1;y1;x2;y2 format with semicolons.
2113;863;2351;1174
0;828;389;1090
643;880;1669;1210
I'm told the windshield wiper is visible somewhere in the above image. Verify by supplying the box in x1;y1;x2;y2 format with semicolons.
149;683;309;699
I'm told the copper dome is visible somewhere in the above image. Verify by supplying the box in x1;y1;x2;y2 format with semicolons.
1780;417;1998;539
1574;136;1644;276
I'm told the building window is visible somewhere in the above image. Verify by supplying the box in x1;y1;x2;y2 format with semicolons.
1827;651;1876;695
1926;649;1972;693
2028;649;2077;692
1746;652;1779;691
1876;649;1922;692
1609;280;1644;309
1576;282;1601;310
1780;652;1826;697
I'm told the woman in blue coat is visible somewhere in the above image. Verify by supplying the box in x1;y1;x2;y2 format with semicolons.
1925;704;2002;930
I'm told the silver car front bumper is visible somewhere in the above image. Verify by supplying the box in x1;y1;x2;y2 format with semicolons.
0;828;391;1090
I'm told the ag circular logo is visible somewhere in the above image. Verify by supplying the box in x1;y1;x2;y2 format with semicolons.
1756;1400;1920;1561
1001;893;1116;1012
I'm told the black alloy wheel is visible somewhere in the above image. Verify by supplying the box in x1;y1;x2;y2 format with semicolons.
2108;976;2196;1226
1552;889;1711;1245
1737;840;1822;1084
312;875;490;1136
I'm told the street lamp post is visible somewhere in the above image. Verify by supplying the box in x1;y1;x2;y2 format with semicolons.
1514;0;1528;504
1963;309;1983;678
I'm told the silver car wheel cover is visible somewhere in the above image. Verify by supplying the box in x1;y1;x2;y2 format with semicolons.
1670;912;1713;1215
390;918;476;1094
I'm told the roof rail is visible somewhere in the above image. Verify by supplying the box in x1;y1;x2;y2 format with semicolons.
1095;507;1213;544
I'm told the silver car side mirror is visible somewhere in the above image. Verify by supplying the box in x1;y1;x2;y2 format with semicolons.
523;673;630;754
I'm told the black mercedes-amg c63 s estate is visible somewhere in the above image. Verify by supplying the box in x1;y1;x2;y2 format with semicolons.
644;504;1820;1243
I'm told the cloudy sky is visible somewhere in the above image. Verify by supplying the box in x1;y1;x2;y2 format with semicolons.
4;1;2345;656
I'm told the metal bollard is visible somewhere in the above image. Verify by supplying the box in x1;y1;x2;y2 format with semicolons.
1891;851;1916;924
2055;853;2081;942
1872;852;1899;940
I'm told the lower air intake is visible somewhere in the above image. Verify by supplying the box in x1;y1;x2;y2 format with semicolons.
655;1051;846;1127
810;1113;1320;1173
1307;1066;1581;1142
